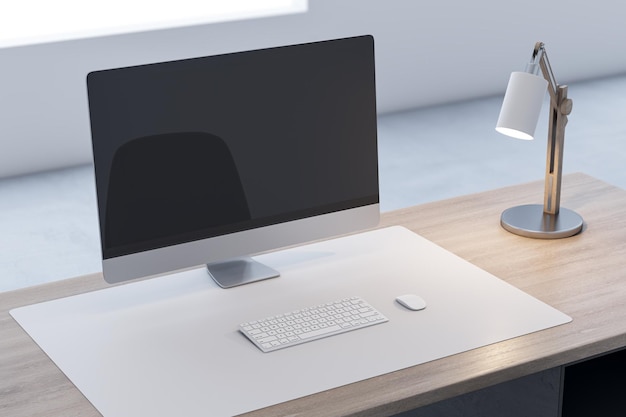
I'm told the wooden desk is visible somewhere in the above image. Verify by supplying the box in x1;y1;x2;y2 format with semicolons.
2;173;625;417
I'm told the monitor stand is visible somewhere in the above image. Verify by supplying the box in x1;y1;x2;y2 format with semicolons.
206;257;280;288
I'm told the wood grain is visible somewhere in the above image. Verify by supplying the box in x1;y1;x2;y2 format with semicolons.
2;173;625;417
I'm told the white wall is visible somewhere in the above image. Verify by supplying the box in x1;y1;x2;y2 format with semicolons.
1;0;625;178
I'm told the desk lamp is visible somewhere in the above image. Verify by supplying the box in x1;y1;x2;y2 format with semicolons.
495;41;583;238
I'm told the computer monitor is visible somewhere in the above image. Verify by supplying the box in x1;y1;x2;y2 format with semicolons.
87;35;379;288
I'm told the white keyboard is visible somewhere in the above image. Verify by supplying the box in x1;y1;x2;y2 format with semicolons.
239;296;388;352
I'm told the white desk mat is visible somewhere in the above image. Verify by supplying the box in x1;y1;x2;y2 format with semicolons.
11;226;571;416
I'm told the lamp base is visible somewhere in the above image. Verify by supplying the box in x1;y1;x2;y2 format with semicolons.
501;204;583;239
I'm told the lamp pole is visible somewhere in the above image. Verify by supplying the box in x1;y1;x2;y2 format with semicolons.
530;42;574;215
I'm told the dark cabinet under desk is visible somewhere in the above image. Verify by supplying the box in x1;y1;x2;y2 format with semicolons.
561;348;626;417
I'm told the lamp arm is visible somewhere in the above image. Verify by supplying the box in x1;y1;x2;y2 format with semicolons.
529;42;559;103
527;42;574;215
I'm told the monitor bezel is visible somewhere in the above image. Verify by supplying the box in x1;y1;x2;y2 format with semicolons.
102;203;379;283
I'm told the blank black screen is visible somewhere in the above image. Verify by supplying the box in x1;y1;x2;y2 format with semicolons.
87;36;379;259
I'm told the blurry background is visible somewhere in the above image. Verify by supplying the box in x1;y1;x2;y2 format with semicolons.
1;0;625;291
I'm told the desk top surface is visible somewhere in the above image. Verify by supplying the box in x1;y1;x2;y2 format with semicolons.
2;173;626;417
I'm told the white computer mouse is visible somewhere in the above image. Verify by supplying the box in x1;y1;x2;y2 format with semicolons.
395;294;426;311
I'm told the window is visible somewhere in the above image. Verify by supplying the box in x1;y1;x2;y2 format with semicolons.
1;0;307;48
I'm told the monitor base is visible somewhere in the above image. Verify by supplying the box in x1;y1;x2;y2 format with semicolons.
207;257;280;288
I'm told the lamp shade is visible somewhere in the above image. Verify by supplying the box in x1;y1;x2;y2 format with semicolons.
496;71;548;140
